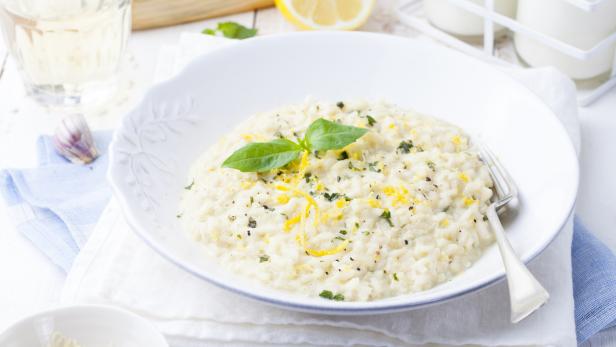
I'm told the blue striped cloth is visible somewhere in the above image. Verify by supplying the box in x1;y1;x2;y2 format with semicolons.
0;133;111;272
0;133;615;344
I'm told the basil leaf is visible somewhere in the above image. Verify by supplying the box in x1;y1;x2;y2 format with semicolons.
304;118;368;151
217;22;257;39
202;22;258;39
222;139;303;172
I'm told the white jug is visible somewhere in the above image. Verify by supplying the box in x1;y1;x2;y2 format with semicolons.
514;0;616;80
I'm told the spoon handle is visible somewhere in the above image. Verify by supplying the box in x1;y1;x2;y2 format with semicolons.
487;204;550;323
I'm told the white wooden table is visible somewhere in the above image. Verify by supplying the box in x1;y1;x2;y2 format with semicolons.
1;5;615;345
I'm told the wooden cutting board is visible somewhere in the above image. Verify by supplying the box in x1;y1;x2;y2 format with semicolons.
133;0;275;30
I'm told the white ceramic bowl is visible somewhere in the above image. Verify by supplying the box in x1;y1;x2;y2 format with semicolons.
0;305;168;347
108;32;578;314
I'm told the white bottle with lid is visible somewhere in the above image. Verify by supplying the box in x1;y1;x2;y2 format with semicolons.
514;0;616;80
424;0;517;38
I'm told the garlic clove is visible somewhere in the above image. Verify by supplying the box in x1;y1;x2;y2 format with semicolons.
53;114;99;164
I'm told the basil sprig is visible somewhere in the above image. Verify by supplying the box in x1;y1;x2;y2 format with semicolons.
222;118;368;172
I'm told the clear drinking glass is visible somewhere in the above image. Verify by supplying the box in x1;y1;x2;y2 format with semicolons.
0;0;131;108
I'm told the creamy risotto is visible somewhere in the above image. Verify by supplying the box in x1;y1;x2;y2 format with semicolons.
179;99;494;301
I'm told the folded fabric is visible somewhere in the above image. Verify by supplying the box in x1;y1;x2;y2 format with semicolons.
0;132;112;272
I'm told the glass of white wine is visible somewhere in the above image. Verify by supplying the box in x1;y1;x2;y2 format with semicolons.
0;0;131;109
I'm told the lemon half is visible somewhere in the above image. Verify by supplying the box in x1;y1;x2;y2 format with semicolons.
275;0;376;30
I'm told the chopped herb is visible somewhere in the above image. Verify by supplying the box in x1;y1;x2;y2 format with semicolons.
356;267;361;271
336;101;345;109
425;177;432;182
304;172;312;183
483;215;488;222
184;180;195;190
249;196;254;205
366;115;377;127
323;192;340;201
397;140;414;154
393;273;399;281
176;213;183;218
319;290;345;301
339;230;347;235
337;176;342;182
319;290;334;300
236;234;242;239
259;255;270;263
338;151;349;160
427;161;436;171
314;150;321;159
380;210;394;227
334;236;346;241
354;222;360;228
262;204;274;211
368;161;381;173
228;215;237;222
248;217;257;228
404;240;409;245
247;230;251;236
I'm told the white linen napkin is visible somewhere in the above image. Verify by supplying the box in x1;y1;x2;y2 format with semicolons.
61;33;580;347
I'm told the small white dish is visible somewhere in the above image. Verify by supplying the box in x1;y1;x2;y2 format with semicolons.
0;304;168;347
108;31;578;314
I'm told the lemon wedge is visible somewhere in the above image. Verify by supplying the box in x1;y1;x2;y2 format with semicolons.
275;0;376;30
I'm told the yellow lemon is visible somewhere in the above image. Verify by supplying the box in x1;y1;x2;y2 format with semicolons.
275;0;376;30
